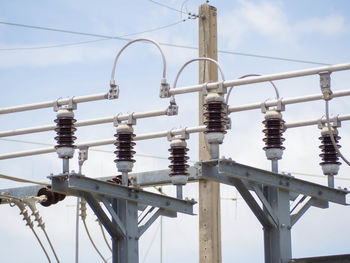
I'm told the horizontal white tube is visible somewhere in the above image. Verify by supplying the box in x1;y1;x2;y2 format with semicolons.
0;93;108;114
285;114;350;129
170;63;350;96
0;109;168;137
0;125;206;160
228;89;350;113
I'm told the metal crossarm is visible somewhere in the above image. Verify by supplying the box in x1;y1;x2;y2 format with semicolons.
212;159;348;205
51;174;195;215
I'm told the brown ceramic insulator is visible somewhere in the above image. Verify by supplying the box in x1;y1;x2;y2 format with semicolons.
114;132;136;163
203;101;227;133
262;118;285;150
168;146;189;176
54;117;77;149
319;134;341;165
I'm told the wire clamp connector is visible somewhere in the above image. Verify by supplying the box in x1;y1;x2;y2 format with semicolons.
159;78;170;98
113;112;137;126
108;80;119;100
167;128;189;142
166;99;178;116
319;71;332;101
261;99;285;113
53;96;77;112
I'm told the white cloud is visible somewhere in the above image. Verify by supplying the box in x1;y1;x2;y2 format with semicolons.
296;14;346;36
219;1;347;49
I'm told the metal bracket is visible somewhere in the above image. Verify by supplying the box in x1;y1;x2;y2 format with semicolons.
108;80;119;100
101;199;126;238
261;99;285;113
159;78;170;98
53;96;77;112
249;182;279;227
217;81;227;94
318;115;341;129
138;208;176;237
167;128;190;141
78;147;89;170
113;112;137;126
83;192;123;238
319;71;332;101
201;82;208;96
166;101;178;116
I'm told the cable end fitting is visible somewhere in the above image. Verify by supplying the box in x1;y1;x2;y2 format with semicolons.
159;78;170;98
167;100;178;116
108;80;119;100
319;72;332;101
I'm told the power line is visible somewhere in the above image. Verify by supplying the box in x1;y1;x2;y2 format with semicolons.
146;0;188;15
0;19;188;51
0;20;330;65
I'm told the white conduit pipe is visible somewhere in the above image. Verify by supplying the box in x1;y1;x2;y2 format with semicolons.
0;126;206;160
285;114;350;129
1;63;349;114
228;89;350;113
0;108;168;137
2;110;350;160
0;93;108;115
169;63;350;96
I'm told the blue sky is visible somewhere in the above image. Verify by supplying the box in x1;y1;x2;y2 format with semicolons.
0;0;350;262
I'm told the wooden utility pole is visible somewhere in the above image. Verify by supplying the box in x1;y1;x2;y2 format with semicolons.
198;4;221;263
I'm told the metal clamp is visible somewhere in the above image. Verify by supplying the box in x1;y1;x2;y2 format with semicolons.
201;82;208;96
166;100;179;116
113;112;137;126
53;96;77;112
108;80;119;100
319;71;332;101
217;81;227;95
159;78;170;98
261;98;285;113
78;146;89;169
318;115;341;129
167;128;190;142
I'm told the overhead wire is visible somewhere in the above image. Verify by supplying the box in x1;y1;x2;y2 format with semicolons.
80;199;108;263
325;100;350;166
146;0;190;15
1;195;52;262
0;20;330;65
225;73;280;104
0;173;50;186
23;197;60;263
97;220;112;252
0;19;189;51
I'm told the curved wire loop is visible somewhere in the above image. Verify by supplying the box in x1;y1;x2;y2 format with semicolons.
110;38;167;85
171;57;226;102
226;73;280;105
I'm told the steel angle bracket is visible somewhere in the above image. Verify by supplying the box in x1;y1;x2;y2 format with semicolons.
200;159;348;205
50;173;196;215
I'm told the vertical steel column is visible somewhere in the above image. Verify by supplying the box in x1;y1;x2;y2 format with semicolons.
264;160;292;263
112;199;139;263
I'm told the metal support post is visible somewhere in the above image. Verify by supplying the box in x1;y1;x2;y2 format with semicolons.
113;199;139;263
63;159;69;173
263;160;292;263
47;173;195;263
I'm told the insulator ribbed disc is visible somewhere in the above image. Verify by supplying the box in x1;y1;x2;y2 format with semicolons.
114;132;136;163
54;117;77;149
203;101;227;133
262;118;285;150
168;146;189;176
319;134;341;165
